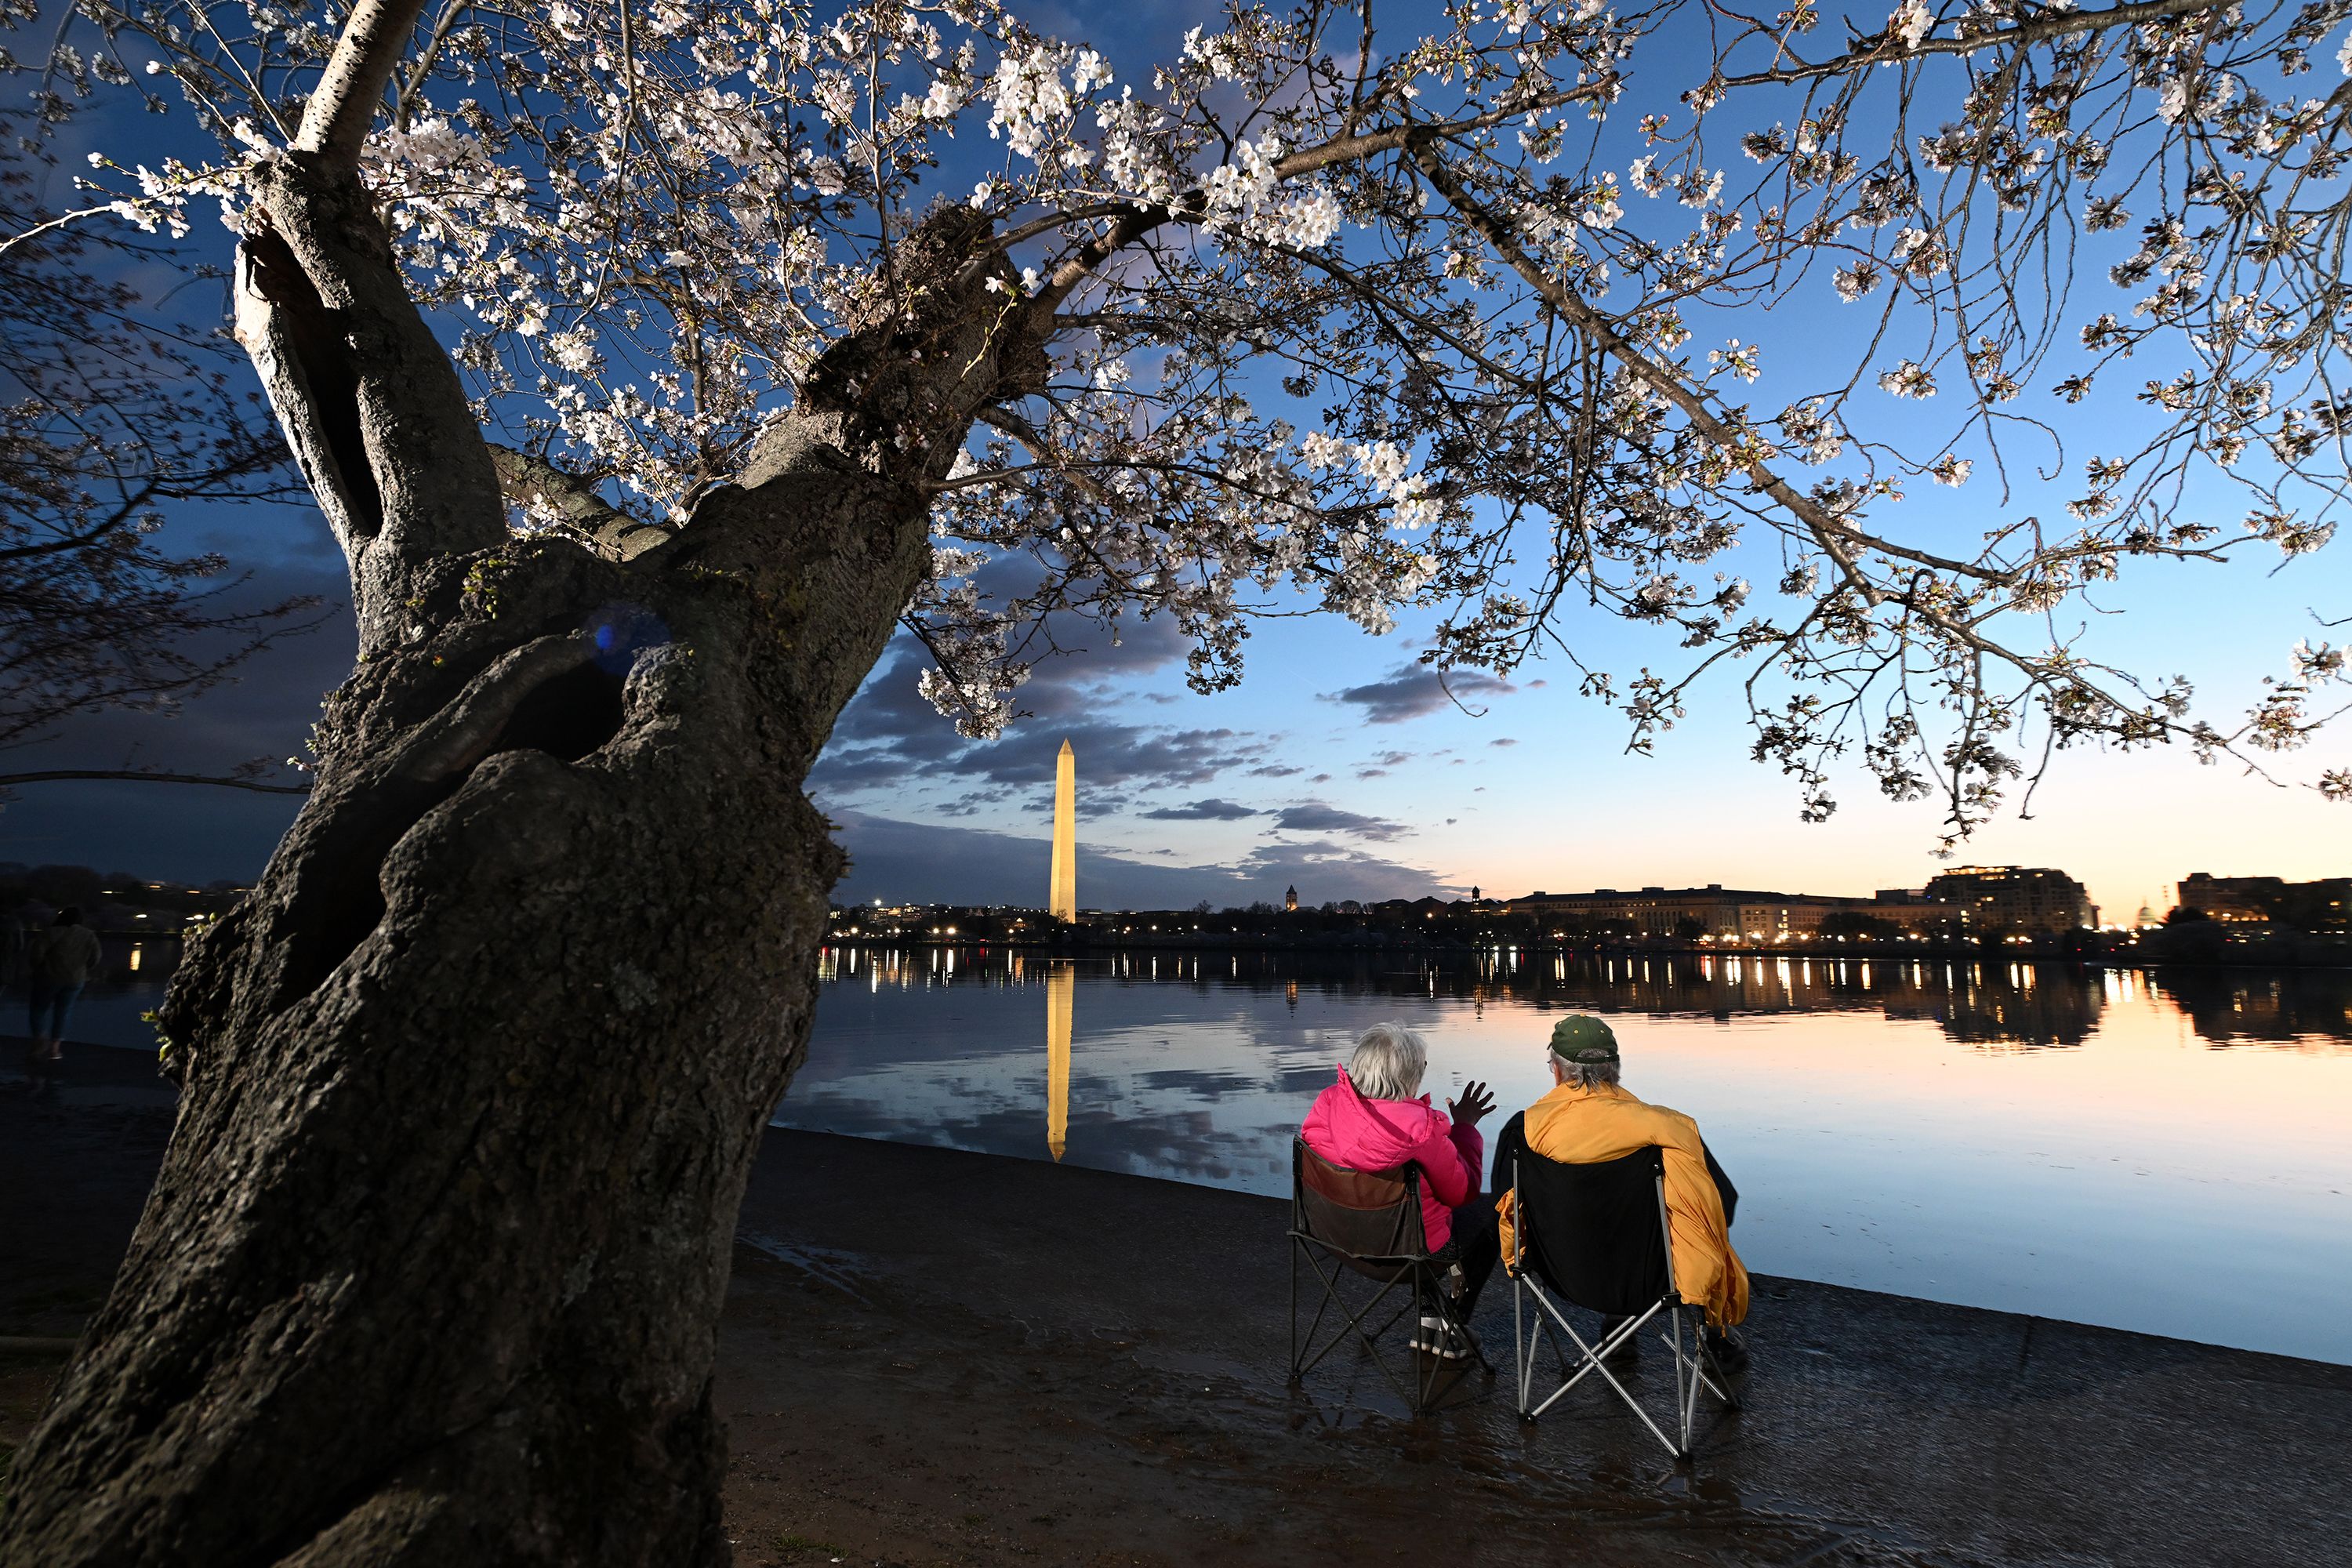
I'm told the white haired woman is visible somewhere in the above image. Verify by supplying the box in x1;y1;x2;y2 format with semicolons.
1300;1021;1497;1359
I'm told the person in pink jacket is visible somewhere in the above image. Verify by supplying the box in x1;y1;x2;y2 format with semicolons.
1300;1022;1497;1359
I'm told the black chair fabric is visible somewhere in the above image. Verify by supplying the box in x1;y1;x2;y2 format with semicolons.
1495;1112;1671;1318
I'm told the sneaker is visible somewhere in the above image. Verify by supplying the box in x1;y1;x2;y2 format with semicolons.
1409;1314;1446;1355
1702;1327;1749;1374
1433;1321;1481;1363
1596;1316;1640;1363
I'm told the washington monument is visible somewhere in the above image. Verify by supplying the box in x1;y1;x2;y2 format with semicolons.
1049;739;1076;920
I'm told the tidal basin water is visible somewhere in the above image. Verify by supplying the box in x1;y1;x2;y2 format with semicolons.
780;949;2352;1365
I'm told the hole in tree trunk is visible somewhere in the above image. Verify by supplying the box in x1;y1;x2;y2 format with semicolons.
284;865;391;1008
492;662;627;762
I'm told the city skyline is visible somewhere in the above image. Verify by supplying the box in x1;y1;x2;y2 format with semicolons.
816;796;2322;928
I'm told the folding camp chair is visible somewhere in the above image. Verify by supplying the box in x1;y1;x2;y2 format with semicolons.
1504;1142;1740;1459
1287;1138;1493;1412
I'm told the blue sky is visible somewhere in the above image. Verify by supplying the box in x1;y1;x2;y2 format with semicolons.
5;0;2347;916
800;525;2349;920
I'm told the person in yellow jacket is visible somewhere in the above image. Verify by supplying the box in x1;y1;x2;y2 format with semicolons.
1495;1014;1750;1369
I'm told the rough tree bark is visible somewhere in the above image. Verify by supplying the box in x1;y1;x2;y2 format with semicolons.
0;23;1044;1563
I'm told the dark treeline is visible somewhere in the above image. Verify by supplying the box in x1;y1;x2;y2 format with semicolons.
1;862;247;930
829;899;2352;967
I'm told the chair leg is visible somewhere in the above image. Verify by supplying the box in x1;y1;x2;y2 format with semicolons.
1672;1308;1697;1459
1513;1272;1530;1417
1395;1265;1497;1414
1290;1244;1503;1417
1698;1318;1745;1411
1512;1273;1563;1417
1523;1290;1690;1461
1290;1245;1428;1410
1648;1305;1747;1458
1290;1238;1344;1383
1660;1306;1736;1409
1433;1268;1495;1379
1413;1266;1446;1414
1287;1237;1301;1384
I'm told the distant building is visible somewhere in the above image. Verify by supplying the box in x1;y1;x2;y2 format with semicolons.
2176;873;2352;930
2177;873;2277;921
1504;884;1887;938
1371;895;1454;919
1923;866;2096;934
1284;884;1298;912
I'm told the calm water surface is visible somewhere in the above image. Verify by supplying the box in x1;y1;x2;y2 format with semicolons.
780;948;2352;1364
45;938;2350;1362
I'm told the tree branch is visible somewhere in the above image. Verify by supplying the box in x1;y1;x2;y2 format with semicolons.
1025;79;1617;319
0;769;310;794
0;488;155;564
1712;0;2230;91
296;0;434;167
1406;133;2001;598
487;444;672;560
233;150;506;640
394;0;470;132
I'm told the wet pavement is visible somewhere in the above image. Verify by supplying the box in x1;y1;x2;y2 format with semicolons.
724;1129;2351;1568
6;1044;2346;1566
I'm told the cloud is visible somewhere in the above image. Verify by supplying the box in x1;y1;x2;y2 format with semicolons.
1139;797;1263;821
804;623;1464;902
811;638;1271;801
1325;662;1515;724
827;811;1450;909
1270;802;1412;841
1226;838;1457;903
1490;737;1519;747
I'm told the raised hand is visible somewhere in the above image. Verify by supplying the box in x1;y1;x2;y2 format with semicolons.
1448;1080;1495;1127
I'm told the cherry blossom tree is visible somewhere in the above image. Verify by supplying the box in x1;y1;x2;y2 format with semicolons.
3;0;2348;1559
0;97;321;787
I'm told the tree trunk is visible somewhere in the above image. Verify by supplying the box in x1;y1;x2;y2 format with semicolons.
0;158;1040;1566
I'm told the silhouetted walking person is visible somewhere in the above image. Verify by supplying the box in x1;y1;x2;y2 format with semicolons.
27;907;101;1065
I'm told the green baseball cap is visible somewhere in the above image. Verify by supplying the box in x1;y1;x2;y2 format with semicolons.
1548;1014;1619;1063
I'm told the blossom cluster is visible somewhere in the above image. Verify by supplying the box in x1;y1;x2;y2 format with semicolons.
32;0;2351;828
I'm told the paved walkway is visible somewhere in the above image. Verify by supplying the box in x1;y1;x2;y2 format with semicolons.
7;1045;2346;1566
723;1130;2350;1568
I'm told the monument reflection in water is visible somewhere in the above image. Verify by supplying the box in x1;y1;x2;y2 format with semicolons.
786;948;2352;1364
1045;962;1072;1162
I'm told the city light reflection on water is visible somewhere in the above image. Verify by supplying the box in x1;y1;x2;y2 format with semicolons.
63;938;2349;1361
786;946;2352;1363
